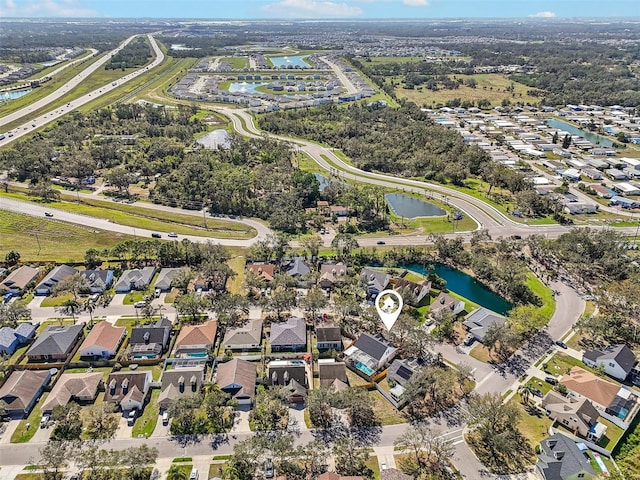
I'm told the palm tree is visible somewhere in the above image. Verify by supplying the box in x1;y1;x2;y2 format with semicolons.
518;385;532;405
167;464;188;480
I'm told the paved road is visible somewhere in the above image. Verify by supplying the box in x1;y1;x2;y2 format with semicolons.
0;34;164;141
322;56;358;94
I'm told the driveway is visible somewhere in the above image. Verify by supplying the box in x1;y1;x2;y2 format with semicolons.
114;416;132;439
230;407;251;434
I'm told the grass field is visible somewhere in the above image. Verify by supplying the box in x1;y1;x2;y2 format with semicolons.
11;393;48;443
132;389;160;437
368;390;405;425
394;73;541;107
0;210;133;263
0;188;257;239
510;395;553;447
226;256;246;294
526;273;556;321
221;57;248;69
543;352;599;377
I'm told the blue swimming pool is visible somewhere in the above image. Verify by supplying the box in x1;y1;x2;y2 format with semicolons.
354;361;374;376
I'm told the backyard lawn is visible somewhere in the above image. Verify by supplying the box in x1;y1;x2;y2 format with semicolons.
509;396;552;449
368;390;405;425
542;353;600;377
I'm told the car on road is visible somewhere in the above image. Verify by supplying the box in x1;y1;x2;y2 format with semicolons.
544;376;558;385
167;232;178;238
151;233;161;238
134;301;147;308
44;212;54;217
555;340;568;349
376;240;386;245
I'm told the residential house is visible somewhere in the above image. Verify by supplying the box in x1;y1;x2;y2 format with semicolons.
387;358;422;401
41;372;103;412
80;269;114;293
392;278;431;306
542;391;606;441
589;184;614;199
154;268;181;292
560;366;622;411
128;317;172;360
26;324;83;362
78;321;126;359
315;324;342;351
270;317;306;352
318;358;348;389
430;292;465;318
0;266;39;296
360;267;390;298
345;333;398;377
114;267;155;293
268;359;308;402
582;344;636;381
381;469;413;480
221;319;263;351
0;323;36;355
246;263;277;283
317;473;364;480
215;358;257;405
285;257;311;284
35;265;78;296
536;434;596;480
157;367;204;410
463;308;506;342
173;320;217;358
319;262;347;289
0;369;51;418
104;371;151;412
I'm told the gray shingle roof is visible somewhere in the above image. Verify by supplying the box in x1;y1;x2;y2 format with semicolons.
537;433;596;480
286;257;311;277
27;324;83;357
35;265;77;293
600;344;636;374
270;317;306;347
353;333;393;361
463;308;506;341
316;325;341;343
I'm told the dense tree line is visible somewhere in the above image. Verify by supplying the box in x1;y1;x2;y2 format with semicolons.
259;103;491;184
105;36;151;70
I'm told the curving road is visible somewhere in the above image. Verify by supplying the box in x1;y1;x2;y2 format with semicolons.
0;34;164;140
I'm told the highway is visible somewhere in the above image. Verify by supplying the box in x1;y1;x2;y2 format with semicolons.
0;34;164;140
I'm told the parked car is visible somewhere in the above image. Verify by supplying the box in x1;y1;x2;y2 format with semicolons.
162;411;169;426
40;413;50;428
463;334;475;347
544;376;558;385
555;340;568;349
134;301;147;308
264;459;274;479
530;388;544;398
127;409;137;426
154;289;161;298
189;468;199;480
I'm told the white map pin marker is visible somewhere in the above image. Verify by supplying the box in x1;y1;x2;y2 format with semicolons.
375;289;403;331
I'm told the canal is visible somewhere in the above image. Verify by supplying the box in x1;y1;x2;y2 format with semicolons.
546;118;613;148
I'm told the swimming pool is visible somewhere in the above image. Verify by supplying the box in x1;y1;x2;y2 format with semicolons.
354;361;374;376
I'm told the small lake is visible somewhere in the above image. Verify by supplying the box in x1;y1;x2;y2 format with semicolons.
314;173;348;191
228;81;268;94
170;44;199;51
546;118;613;148
0;89;31;102
196;129;232;149
385;193;445;218
407;263;512;315
269;55;310;68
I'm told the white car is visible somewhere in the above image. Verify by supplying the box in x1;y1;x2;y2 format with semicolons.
167;232;178;238
134;300;147;308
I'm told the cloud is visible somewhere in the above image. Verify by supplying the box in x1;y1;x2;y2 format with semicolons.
0;0;98;17
403;0;429;6
262;0;364;18
529;11;556;18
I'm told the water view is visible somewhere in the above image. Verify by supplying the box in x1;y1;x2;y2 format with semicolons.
228;81;268;94
407;263;512;315
385;193;446;218
314;173;348;191
269;55;310;68
0;89;31;102
546;118;613;148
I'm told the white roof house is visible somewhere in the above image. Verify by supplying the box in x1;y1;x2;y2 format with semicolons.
615;183;640;195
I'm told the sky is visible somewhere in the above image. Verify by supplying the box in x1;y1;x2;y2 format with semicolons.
0;0;637;19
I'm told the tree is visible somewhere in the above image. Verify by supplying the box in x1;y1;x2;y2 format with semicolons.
171;267;194;294
265;287;297;320
40;440;72;480
28;180;60;202
175;292;210;323
331;233;358;260
168;394;208;435
301;286;328;321
333;436;374;479
85;403;119;439
395;422;455;478
105;167;135;196
203;384;234;432
562;133;572;149
306;387;335;429
225;437;264;480
552;131;559;144
53;273;90;302
50;404;82;441
507;305;547;339
466;393;533;474
84;248;102;269
0;302;31;328
250;386;289;431
4;250;20;266
210;292;248;327
167;464;189;480
122;444;159;480
301;235;323;259
343;387;378;428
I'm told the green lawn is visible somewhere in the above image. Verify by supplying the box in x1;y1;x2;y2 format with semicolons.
368;390;405;425
64;366;113;382
526;273;556;321
132;389;160;437
510;396;553;447
524;377;553;396
596;417;625;451
209;463;226;478
221;57;248;69
542;353;599;377
39;293;74;308
0;210;134;263
11;393;48;443
14;474;43;480
226;256;246;294
364;454;381;480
